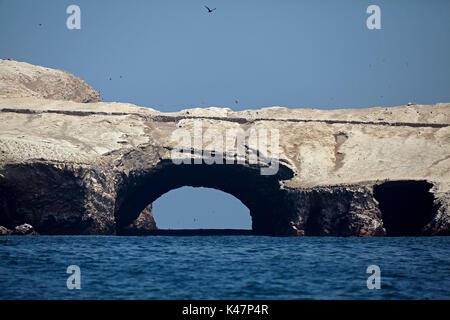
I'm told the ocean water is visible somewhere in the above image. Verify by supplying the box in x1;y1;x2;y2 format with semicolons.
0;236;449;300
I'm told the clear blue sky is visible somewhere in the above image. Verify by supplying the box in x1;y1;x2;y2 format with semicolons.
1;0;449;229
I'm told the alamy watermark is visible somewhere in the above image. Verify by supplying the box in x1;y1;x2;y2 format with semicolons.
64;5;382;31
366;265;381;289
66;265;81;290
366;5;381;30
66;5;81;30
170;120;280;175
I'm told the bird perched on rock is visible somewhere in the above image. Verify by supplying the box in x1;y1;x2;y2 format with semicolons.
204;5;216;13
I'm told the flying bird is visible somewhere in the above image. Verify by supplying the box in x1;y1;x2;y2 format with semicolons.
204;5;216;13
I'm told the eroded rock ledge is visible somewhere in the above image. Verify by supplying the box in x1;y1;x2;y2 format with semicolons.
0;59;449;236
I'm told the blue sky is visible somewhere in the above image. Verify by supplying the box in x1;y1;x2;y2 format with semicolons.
1;0;449;229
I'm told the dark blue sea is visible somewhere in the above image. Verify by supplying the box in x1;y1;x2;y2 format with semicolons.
0;236;449;300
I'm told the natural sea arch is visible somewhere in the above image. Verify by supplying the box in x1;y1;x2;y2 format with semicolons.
113;161;295;236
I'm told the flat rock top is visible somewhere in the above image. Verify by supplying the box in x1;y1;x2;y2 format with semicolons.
0;59;448;124
0;97;449;125
0;61;449;192
0;59;101;103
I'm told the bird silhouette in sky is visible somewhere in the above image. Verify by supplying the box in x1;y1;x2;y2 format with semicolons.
204;5;216;13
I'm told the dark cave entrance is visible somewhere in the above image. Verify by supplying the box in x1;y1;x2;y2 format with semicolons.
373;180;434;236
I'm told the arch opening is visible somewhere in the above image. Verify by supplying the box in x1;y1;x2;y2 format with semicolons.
373;180;434;236
114;161;295;236
152;186;252;231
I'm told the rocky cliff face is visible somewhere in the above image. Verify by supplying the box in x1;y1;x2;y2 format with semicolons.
0;60;449;236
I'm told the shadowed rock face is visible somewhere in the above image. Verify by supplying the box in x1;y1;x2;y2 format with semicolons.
0;61;449;236
121;204;156;234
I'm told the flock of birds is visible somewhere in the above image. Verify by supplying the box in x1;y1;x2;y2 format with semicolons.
31;5;405;109
102;5;234;105
37;6;232;105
